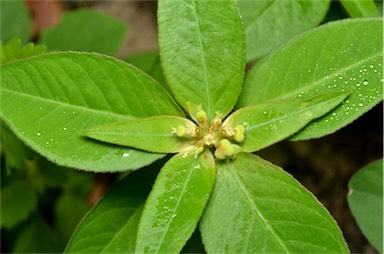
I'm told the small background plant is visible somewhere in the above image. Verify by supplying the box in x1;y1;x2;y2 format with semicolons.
0;0;383;253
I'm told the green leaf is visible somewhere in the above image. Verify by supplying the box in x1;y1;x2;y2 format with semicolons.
124;51;169;94
238;0;330;62
340;0;379;17
200;153;348;253
0;52;183;172
158;0;245;120
225;92;348;152
135;150;216;253
40;9;127;56
54;193;90;240
65;162;160;253
83;116;196;153
0;0;32;44
348;159;383;253
237;18;383;140
0;39;47;65
0;180;38;229
13;214;63;253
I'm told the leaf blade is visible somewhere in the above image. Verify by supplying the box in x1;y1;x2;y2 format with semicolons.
237;18;383;140
224;93;348;152
200;153;348;253
83;116;196;153
135;150;216;253
0;52;183;172
158;0;245;119
348;159;383;253
340;0;379;18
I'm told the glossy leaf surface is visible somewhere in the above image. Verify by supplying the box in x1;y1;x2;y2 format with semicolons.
200;153;348;253
340;0;379;17
158;0;245;119
224;93;348;152
40;9;127;56
65;164;160;253
0;52;182;172
0;0;31;44
238;0;330;61
136;150;216;253
238;18;383;140
83;116;196;153
348;159;383;253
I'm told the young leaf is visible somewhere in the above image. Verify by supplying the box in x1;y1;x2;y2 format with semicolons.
0;180;38;229
238;0;330;61
158;0;245;120
340;0;379;18
224;92;348;152
0;52;183;172
237;18;383;140
65;163;160;253
83;116;196;153
40;9;127;56
348;159;383;253
135;150;216;253
0;0;32;44
200;153;348;253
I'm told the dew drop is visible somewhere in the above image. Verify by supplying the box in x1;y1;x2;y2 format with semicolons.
123;152;130;157
194;164;201;169
21;131;25;135
363;80;368;85
63;127;67;131
36;132;41;137
356;83;360;87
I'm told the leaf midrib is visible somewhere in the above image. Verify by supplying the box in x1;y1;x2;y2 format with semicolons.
1;88;134;120
226;160;290;253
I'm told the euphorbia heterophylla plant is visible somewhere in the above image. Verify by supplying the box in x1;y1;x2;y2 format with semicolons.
0;0;382;253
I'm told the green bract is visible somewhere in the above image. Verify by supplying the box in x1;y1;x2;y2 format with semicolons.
1;0;382;252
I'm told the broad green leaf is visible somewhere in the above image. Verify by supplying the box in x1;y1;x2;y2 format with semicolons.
0;0;32;44
238;0;330;62
13;214;63;253
83;116;196;153
340;0;379;17
0;52;183;172
237;18;383;140
0;180;38;229
0;39;47;65
135;150;216;253
65;162;160;253
224;93;348;152
348;159;383;253
40;9;127;56
54;193;90;240
124;51;169;94
158;0;245;120
200;153;348;253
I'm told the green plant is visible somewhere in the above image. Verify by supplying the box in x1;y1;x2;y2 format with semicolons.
1;0;382;253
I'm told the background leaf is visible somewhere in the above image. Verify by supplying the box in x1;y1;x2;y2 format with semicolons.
237;18;383;140
0;180;38;229
0;39;47;65
340;0;379;18
200;153;348;253
224;93;348;152
135;150;216;253
0;0;32;44
348;159;383;253
83;116;196;153
40;9;127;56
65;162;161;253
237;0;330;62
0;52;182;172
158;0;245;120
